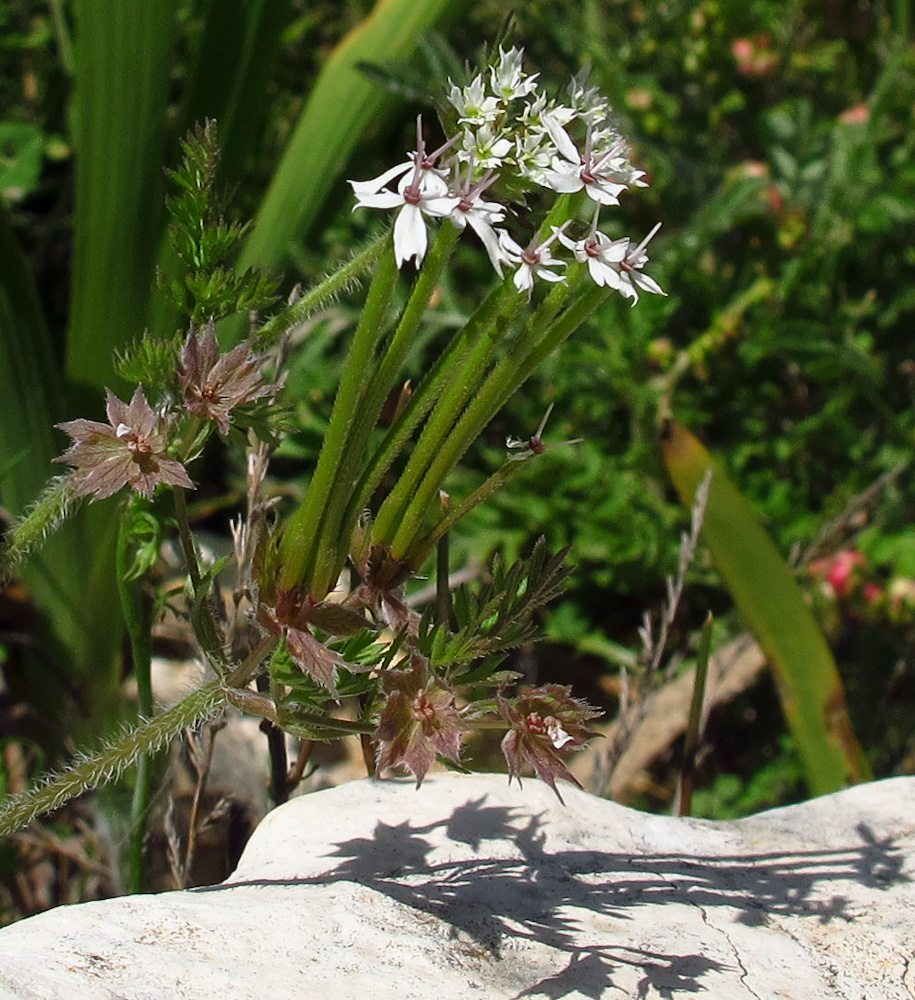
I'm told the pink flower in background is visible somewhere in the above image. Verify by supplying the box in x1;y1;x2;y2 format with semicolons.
732;36;778;77
810;550;867;600
839;103;870;125
55;387;193;500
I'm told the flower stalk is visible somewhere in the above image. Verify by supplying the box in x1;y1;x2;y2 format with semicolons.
306;220;463;598
278;240;400;594
115;505;154;893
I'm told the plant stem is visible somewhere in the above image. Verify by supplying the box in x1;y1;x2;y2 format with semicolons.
370;196;582;551
676;613;714;817
115;505;154;893
257;671;289;806
172;486;201;590
351;278;512;541
435;507;452;630
390;275;609;558
407;458;529;568
308;222;461;597
372;283;522;545
0;682;225;837
172;486;230;678
256;232;389;346
278;240;399;594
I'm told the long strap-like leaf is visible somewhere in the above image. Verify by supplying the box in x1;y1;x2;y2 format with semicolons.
661;418;871;796
68;0;178;389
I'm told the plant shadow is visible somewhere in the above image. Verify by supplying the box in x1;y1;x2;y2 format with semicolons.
201;794;909;998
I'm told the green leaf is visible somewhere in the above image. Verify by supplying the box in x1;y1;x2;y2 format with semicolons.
176;0;294;190
236;0;461;288
0;199;62;514
661;418;870;796
67;0;178;389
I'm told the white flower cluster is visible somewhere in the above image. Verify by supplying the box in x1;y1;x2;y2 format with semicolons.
349;47;664;303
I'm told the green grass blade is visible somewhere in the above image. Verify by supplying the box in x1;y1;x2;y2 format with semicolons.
0;200;122;733
178;0;293;186
67;0;178;389
661;418;871;796
236;0;460;284
0;199;62;511
147;0;295;338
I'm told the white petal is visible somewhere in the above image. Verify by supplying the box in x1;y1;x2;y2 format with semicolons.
353;191;404;211
422;195;460;218
632;271;666;297
537;170;585;194
513;264;534;292
587;182;627;206
393;205;428;266
542;114;580;163
349;161;412;197
556;231;580;255
497;231;525;261
588;259;621;288
598;238;629;263
466;214;505;278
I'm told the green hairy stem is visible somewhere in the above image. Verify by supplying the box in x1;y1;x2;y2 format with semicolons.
0;476;78;583
0;681;224;837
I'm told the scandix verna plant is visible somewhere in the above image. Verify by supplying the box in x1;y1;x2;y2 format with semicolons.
0;46;664;844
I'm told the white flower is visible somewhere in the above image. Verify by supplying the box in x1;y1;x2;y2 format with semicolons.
567;72;613;127
506;403;582;461
513;130;554;184
448;74;500;125
491;46;540;102
448;166;507;277
498;227;567;295
557;226;629;289
616;223;666;303
559;211;665;303
540;117;636;206
349;119;459;267
349;159;414;200
459;122;513;170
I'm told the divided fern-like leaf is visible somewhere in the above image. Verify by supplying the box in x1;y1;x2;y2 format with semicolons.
418;539;572;678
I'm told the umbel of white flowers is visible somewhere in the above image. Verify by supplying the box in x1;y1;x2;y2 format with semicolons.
350;46;665;303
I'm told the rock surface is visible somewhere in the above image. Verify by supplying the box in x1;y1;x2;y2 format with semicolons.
0;773;913;999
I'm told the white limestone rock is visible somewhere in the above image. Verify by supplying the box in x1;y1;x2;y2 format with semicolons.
0;773;913;999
